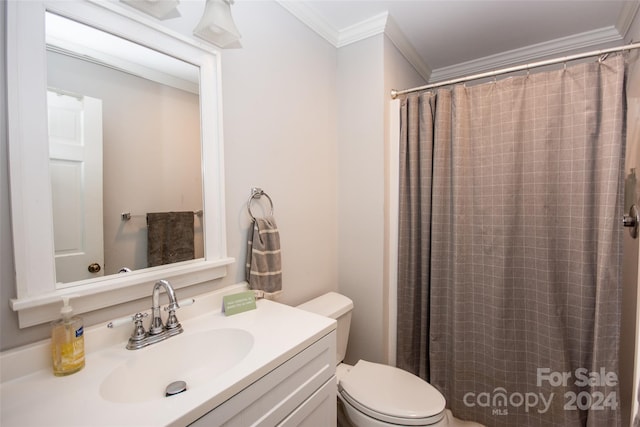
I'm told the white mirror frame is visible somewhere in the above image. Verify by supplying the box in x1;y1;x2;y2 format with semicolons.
7;0;233;328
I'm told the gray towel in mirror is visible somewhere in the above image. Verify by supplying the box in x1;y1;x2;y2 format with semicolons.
147;211;195;267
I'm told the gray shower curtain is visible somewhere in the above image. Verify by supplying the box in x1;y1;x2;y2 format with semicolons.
397;55;626;427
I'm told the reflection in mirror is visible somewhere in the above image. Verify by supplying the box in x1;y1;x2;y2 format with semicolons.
46;12;204;285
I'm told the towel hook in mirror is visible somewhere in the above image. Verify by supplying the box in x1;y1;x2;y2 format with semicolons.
247;187;274;221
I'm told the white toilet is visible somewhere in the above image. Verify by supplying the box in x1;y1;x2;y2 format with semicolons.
297;292;450;427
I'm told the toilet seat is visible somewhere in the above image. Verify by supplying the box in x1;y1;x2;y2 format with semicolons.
338;360;446;426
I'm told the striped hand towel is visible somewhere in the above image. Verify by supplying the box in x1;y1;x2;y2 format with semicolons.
246;216;282;294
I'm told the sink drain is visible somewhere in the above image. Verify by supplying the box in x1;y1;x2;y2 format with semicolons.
165;380;187;397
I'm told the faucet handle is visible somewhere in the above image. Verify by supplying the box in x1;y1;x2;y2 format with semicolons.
163;298;194;330
107;311;148;329
165;309;181;330
131;313;149;341
162;299;194;330
131;312;148;340
108;312;149;350
163;298;195;312
126;312;149;350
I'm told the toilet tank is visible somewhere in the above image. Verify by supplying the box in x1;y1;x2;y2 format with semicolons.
297;292;353;364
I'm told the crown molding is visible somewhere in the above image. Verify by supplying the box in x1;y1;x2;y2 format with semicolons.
429;25;623;83
336;11;387;47
277;1;628;84
276;1;431;81
275;1;339;46
384;14;431;81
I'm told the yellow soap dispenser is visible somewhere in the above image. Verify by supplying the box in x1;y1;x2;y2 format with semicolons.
51;297;85;376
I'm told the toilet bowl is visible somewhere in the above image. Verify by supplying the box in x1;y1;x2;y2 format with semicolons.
297;292;448;427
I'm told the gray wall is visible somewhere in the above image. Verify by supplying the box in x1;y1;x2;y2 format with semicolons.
337;35;386;364
336;34;427;365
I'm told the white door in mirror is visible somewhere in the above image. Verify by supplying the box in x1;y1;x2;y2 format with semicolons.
48;91;104;283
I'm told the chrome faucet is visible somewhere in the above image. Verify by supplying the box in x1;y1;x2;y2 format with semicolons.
149;279;180;335
108;279;187;350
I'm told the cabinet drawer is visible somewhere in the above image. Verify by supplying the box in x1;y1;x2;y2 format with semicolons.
277;376;336;427
190;330;336;427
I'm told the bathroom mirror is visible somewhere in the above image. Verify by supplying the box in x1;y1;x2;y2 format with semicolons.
46;12;204;284
7;0;233;327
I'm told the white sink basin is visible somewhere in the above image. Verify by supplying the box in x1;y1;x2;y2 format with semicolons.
100;328;254;403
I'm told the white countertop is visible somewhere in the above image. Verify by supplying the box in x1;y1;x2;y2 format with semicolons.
0;285;336;426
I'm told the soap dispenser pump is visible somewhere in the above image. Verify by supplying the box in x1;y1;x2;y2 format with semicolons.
51;297;85;376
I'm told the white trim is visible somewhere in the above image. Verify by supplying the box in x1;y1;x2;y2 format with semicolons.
429;26;623;82
45;9;200;93
633;260;640;427
275;2;431;82
384;15;431;82
12;259;234;328
278;2;637;84
336;11;387;48
275;1;339;46
46;40;199;95
393;41;640;98
387;99;401;367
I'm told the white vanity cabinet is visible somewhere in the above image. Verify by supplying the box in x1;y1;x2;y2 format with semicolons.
1;292;337;427
190;331;337;427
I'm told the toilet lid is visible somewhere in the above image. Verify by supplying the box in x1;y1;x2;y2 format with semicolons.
339;360;446;425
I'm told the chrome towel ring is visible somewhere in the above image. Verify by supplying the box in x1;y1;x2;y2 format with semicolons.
247;187;274;221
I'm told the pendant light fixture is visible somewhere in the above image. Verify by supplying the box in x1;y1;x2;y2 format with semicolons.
193;0;241;48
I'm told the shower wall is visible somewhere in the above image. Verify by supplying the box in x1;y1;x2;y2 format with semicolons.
621;47;640;426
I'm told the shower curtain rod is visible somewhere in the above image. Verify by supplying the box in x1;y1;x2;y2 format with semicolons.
391;41;640;99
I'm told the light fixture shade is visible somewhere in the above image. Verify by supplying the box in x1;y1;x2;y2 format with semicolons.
193;0;241;48
121;0;180;20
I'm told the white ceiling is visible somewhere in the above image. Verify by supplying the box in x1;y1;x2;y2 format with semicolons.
277;0;640;82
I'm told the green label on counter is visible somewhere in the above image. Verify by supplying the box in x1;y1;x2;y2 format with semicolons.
223;291;257;316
